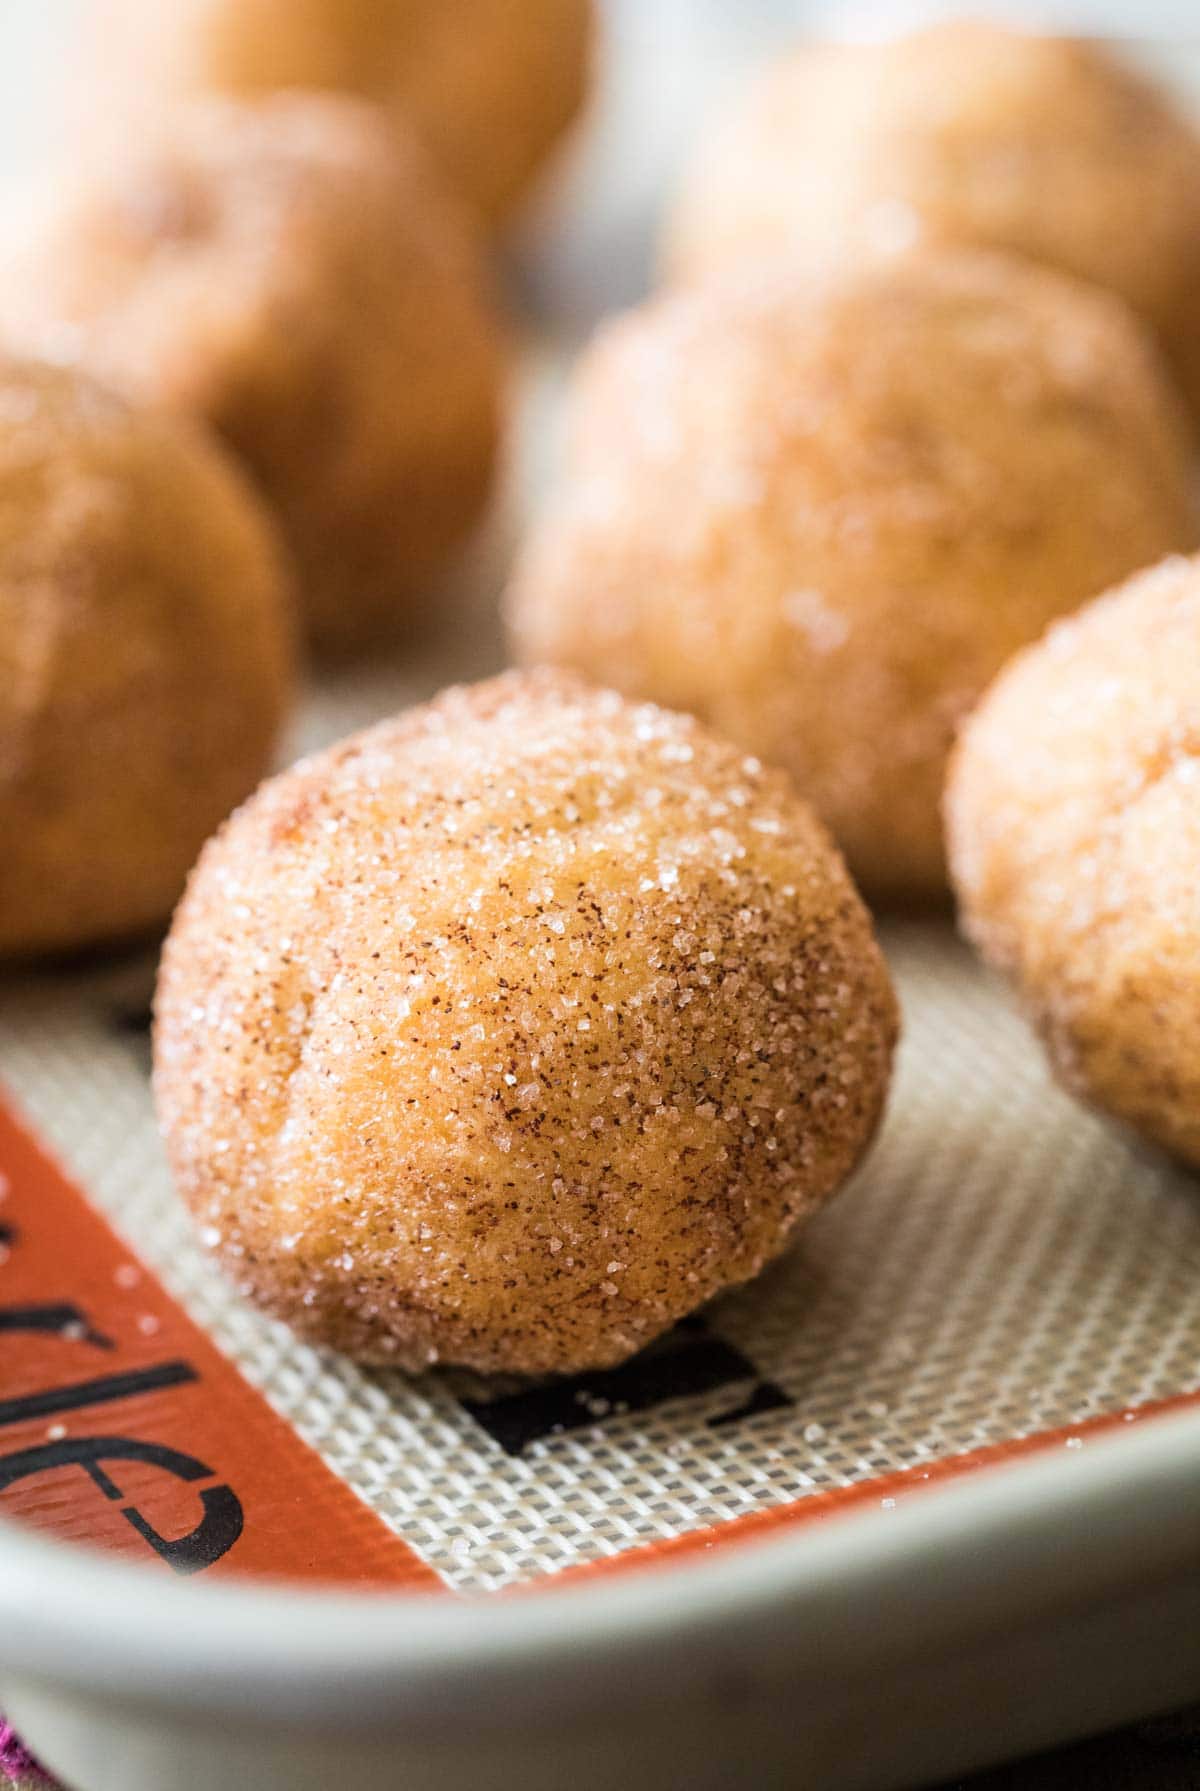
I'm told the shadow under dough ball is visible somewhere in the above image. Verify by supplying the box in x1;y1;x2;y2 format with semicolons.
154;669;898;1376
75;0;594;228
665;21;1200;421
948;553;1200;1170
507;249;1199;900
0;358;294;959
0;93;506;658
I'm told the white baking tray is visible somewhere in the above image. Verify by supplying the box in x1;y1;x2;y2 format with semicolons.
2;1405;1200;1791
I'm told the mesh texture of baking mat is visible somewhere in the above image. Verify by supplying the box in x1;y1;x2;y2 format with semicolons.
3;897;1199;1594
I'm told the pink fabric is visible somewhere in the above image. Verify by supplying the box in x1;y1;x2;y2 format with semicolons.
0;1720;48;1785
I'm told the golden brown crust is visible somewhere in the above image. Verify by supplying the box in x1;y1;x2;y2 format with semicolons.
948;553;1200;1167
508;249;1198;899
666;23;1200;418
0;358;295;957
154;668;897;1374
0;93;506;657
75;0;593;227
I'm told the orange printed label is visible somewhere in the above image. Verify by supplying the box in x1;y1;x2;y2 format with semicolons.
0;1097;443;1591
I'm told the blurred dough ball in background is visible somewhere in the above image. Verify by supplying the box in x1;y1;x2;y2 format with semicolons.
508;249;1198;901
948;554;1200;1168
0;359;294;959
665;21;1200;420
155;668;897;1375
0;92;507;660
74;0;594;231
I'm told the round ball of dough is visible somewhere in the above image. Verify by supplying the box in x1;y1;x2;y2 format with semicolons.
154;669;897;1374
666;23;1200;419
75;0;593;228
0;358;294;958
0;93;506;658
508;250;1198;899
948;554;1200;1169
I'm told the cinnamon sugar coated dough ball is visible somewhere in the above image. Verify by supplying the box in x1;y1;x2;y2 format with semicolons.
154;670;898;1374
0;359;294;958
666;22;1200;417
508;251;1198;899
948;556;1200;1169
77;0;593;227
0;93;505;657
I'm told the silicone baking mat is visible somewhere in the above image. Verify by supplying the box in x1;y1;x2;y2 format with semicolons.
3;828;1199;1594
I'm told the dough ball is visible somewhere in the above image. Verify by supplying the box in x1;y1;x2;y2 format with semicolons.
154;669;897;1374
948;554;1200;1169
75;0;593;228
0;93;506;658
0;359;294;958
666;23;1200;419
508;250;1198;899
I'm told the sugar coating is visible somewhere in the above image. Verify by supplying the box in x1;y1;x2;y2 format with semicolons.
947;553;1200;1167
74;0;594;229
154;669;898;1374
0;91;506;657
0;356;294;957
665;21;1200;418
508;249;1198;900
